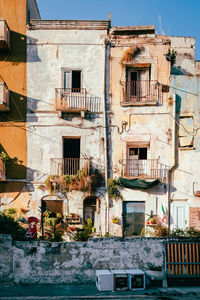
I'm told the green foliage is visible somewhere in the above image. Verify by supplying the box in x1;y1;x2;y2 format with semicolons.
170;226;200;238
43;210;63;242
0;151;9;164
107;178;122;200
147;264;162;271
0;211;26;240
166;49;177;67
73;218;93;241
4;208;17;216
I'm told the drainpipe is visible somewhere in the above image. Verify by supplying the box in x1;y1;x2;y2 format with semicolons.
103;40;110;234
167;93;177;233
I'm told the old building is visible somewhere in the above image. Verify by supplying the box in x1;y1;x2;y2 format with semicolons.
107;26;200;236
26;19;110;235
1;0;200;237
0;1;40;214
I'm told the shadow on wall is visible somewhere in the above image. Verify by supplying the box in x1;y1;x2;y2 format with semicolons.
171;66;192;76
0;145;26;179
0;31;40;63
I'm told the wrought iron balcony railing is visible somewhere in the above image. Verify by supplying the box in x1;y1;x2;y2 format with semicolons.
0;158;6;180
50;157;90;177
55;88;102;113
121;159;167;182
0;19;10;50
121;80;162;105
0;82;9;111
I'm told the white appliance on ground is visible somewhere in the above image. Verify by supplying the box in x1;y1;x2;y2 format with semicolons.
125;269;145;290
111;270;128;291
95;270;114;291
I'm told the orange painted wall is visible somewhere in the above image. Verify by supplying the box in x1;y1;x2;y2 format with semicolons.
0;0;27;179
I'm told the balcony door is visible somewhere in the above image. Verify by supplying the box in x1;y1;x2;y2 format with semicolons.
63;138;80;175
127;68;149;102
126;146;147;177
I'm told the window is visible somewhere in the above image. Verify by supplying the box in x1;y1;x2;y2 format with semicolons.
62;69;81;91
128;147;147;160
126;67;149;101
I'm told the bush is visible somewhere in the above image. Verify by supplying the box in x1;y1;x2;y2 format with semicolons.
170;226;200;238
0;212;26;240
73;218;93;241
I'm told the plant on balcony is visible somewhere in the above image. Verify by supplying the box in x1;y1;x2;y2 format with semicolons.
43;167;103;195
107;178;123;200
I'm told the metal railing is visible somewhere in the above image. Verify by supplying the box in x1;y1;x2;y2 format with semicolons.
0;82;9;111
121;159;167;181
122;80;162;105
50;158;90;177
55;88;102;113
0;19;10;49
0;158;6;180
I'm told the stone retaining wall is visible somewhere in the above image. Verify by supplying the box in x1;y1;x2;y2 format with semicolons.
0;234;164;284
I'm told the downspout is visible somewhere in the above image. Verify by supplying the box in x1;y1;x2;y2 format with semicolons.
103;40;110;234
167;93;177;233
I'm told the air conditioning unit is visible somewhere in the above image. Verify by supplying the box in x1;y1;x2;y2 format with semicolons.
95;270;114;291
125;269;145;290
111;270;128;291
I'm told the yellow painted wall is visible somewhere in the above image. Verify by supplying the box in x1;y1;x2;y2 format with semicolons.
0;0;27;179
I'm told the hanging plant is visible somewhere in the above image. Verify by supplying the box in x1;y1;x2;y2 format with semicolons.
107;178;123;200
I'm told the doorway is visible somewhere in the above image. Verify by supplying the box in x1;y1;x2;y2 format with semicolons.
123;201;145;237
171;201;189;230
63;138;80;175
83;196;101;232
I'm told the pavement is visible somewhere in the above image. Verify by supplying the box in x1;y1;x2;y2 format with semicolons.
0;284;200;300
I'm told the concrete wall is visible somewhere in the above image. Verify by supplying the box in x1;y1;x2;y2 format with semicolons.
169;75;200;229
0;234;164;284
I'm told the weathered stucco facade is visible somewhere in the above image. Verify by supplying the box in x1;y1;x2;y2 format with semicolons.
1;1;200;237
26;20;110;235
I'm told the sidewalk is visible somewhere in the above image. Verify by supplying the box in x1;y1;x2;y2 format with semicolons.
0;284;200;299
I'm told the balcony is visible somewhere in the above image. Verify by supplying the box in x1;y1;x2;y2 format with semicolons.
0;158;6;180
0;82;9;111
50;157;90;177
121;80;162;106
55;88;102;114
0;19;10;50
121;159;167;182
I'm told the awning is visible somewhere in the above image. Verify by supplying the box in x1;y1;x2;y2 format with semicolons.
119;177;159;189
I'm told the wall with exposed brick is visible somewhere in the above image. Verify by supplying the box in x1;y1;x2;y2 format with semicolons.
189;207;200;229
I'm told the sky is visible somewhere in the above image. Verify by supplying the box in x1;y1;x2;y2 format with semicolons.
36;0;200;60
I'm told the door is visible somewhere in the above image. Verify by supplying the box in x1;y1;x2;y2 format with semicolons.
171;201;189;230
63;138;80;175
123;201;145;237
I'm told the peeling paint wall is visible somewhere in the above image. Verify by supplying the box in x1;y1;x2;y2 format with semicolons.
107;31;172;235
169;74;200;229
26;25;108;232
0;234;164;284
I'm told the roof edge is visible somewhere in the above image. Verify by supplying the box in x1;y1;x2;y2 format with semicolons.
28;19;111;30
